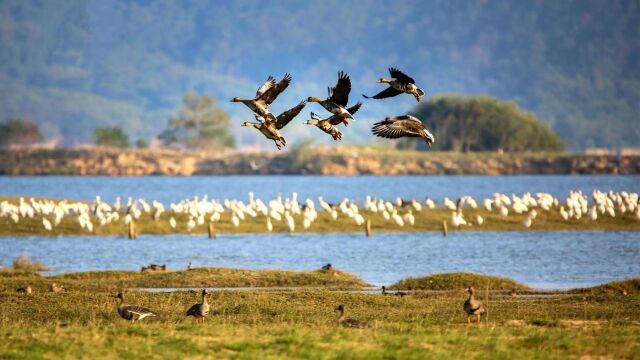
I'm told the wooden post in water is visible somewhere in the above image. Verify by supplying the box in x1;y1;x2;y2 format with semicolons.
441;220;448;237
365;219;372;237
208;222;216;239
128;220;137;240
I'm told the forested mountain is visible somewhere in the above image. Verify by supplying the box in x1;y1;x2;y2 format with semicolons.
0;0;638;149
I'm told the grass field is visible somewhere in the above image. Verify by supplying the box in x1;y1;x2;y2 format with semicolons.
1;196;639;237
0;269;639;358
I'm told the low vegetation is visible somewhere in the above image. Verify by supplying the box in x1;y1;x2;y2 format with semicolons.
389;272;529;291
11;255;48;272
0;270;638;358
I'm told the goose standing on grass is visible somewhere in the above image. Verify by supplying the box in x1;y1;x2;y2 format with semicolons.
336;304;367;328
231;74;292;121
307;71;359;123
186;289;210;323
371;115;435;148
241;101;306;150
114;292;156;322
463;287;485;324
363;67;425;102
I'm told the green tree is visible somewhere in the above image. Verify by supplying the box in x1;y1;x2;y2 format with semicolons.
159;91;235;150
398;95;565;152
94;126;129;148
0;118;43;148
135;139;149;149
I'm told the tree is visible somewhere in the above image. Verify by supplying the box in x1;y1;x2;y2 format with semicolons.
94;126;129;148
0;118;43;148
159;91;235;150
398;95;565;152
135;139;149;148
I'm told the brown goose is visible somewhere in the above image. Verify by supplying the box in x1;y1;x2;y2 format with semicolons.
114;292;157;322
363;67;425;102
186;289;210;322
463;287;485;324
232;74;292;121
372;115;434;148
304;112;343;141
336;304;367;328
241;101;306;149
308;72;358;120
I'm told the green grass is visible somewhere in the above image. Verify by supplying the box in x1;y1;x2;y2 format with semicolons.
389;272;530;291
1;196;639;237
0;271;638;359
0;267;368;293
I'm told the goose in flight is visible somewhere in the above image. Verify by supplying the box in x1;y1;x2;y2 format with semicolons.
371;115;434;148
308;71;359;121
363;67;425;102
304;112;344;141
241;101;306;150
231;73;292;121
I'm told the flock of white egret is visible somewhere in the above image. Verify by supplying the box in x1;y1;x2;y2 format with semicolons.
1;189;638;234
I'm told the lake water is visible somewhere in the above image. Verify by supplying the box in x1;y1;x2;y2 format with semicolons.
1;231;638;290
1;175;639;204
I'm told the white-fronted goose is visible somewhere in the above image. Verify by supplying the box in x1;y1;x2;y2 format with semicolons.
50;282;64;293
371;115;434;148
115;292;157;322
304;112;343;141
16;286;32;294
336;304;367;328
186;289;210;322
463;287;485;324
241;101;306;149
308;72;359;121
363;67;425;102
231;74;292;121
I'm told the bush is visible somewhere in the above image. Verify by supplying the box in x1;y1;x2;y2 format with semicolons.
0;118;43;148
12;255;48;272
94;127;129;148
400;95;565;152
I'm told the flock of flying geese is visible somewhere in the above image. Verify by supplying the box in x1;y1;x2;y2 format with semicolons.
231;68;434;150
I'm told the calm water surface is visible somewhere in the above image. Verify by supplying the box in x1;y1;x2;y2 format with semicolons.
1;231;637;290
0;175;639;203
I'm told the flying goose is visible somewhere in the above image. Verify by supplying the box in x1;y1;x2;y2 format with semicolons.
463;287;485;324
304;112;343;141
231;74;292;121
371;115;434;148
186;289;210;322
308;72;359;121
336;304;367;328
241;101;306;149
363;67;425;102
114;292;157;322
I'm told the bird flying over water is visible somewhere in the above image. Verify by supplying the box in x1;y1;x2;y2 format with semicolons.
371;115;434;148
231;73;292;121
363;67;425;102
241;101;306;150
308;71;360;121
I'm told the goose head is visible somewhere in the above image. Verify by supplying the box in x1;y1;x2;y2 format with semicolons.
378;78;392;84
306;96;324;103
466;287;475;295
201;289;209;296
114;292;124;300
336;304;345;313
230;97;243;102
304;120;319;126
241;122;253;127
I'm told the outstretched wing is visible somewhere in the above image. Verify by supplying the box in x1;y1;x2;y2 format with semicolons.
256;76;276;98
389;67;415;84
261;73;292;105
362;86;402;100
346;101;362;116
327;71;351;107
371;116;423;139
276;101;306;129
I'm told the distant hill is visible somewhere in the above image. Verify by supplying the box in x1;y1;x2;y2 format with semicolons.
0;0;638;150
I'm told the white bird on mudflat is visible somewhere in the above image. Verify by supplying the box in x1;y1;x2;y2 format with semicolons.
269;209;282;221
330;209;338;220
523;215;532;228
443;198;456;211
451;212;467;227
231;214;240;227
285;211;295;233
42;217;52;231
169;217;176;229
499;206;509;217
392;211;404;227
187;217;196;231
476;215;484;225
560;206;569;221
403;210;415;226
424;198;436;209
266;217;273;232
589;206;598;221
382;210;390;221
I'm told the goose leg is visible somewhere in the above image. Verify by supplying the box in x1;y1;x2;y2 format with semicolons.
274;140;281;150
476;314;481;324
467;315;471;324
